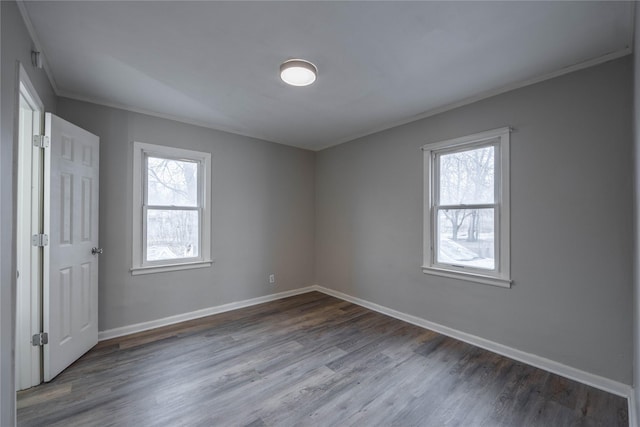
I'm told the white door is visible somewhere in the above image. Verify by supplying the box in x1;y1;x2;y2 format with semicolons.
43;113;100;382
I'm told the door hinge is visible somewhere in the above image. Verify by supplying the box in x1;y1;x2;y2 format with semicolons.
31;332;49;346
31;234;49;247
33;135;50;148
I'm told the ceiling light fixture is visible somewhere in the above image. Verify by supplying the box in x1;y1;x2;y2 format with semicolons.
280;59;317;87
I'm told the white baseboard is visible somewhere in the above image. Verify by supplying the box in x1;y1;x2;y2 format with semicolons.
629;391;638;427
311;285;632;400
98;283;634;425
98;286;316;341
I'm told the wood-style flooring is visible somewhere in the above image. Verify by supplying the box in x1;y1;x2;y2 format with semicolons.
17;292;628;426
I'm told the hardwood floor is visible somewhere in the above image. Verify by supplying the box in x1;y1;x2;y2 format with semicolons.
17;292;628;426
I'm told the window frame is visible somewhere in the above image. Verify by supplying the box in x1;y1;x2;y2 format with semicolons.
422;127;511;288
132;141;212;275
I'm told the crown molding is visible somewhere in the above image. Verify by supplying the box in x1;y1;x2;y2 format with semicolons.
316;48;632;151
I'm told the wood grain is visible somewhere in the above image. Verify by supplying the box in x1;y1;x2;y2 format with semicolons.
17;292;628;426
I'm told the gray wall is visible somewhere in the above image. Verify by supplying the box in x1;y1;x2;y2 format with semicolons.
316;56;633;384
56;98;315;332
633;2;640;418
0;1;57;425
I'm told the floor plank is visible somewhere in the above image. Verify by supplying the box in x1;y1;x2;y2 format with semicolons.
17;292;628;426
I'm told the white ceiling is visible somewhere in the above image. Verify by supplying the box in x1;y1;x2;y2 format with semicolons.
21;1;634;151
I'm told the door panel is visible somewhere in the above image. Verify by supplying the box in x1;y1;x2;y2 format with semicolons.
44;113;99;382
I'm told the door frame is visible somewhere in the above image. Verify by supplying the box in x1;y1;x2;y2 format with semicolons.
15;64;44;390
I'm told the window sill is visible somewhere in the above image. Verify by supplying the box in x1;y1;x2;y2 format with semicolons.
422;266;511;288
131;260;213;276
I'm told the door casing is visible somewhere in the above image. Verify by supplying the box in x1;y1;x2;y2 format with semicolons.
15;64;45;391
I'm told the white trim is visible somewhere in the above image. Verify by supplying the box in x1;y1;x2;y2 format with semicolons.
13;0;634;154
96;283;633;423
316;48;632;151
57;91;283;147
56;50;633;152
130;260;213;276
629;392;638;427
51;49;630;153
423;127;511;287
421;266;511;288
98;283;632;398
98;286;316;341
18;65;44;112
312;285;632;399
15;64;44;391
421;126;511;151
132;141;212;273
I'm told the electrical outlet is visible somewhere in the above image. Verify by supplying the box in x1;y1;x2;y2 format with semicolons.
269;274;275;284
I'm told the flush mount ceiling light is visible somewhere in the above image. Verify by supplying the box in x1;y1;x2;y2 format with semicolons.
280;59;317;87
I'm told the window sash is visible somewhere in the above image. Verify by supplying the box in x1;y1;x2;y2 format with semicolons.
143;153;202;208
432;140;500;208
144;205;200;211
435;203;496;210
432;206;499;273
142;207;203;265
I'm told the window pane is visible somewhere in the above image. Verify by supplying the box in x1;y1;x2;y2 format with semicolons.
439;145;494;205
147;157;198;207
436;208;494;270
146;209;199;261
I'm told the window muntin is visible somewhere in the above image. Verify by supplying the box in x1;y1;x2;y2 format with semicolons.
423;128;510;287
132;142;212;274
438;145;495;206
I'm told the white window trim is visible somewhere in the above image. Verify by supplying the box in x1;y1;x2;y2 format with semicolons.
132;141;212;275
422;127;511;288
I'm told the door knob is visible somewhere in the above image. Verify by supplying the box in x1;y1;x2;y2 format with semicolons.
91;247;103;255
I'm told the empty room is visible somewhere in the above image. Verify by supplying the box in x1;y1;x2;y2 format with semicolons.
2;1;640;426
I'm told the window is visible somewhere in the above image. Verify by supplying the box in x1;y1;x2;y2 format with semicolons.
132;142;212;275
422;127;511;287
